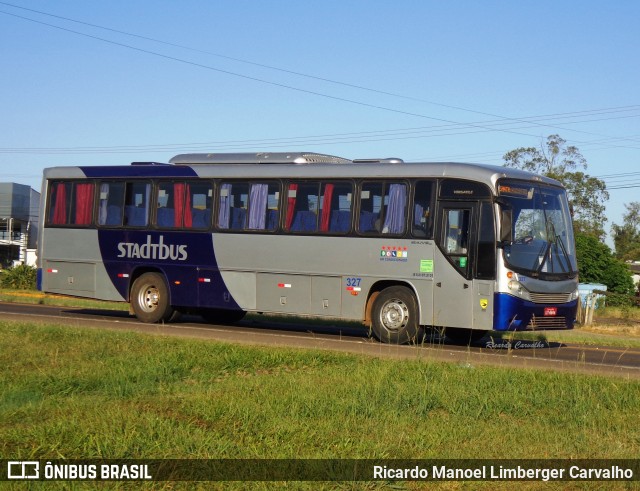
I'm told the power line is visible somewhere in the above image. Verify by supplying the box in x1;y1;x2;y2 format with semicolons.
3;5;640;152
607;183;640;190
2;108;640;155
0;9;546;141
2;4;639;186
1;0;632;129
597;171;640;179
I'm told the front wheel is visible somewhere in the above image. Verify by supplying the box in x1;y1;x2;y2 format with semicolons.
371;286;419;344
130;272;174;323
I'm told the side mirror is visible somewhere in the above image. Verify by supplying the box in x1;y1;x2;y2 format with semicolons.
500;208;512;243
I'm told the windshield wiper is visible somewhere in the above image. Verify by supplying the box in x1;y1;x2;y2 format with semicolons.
534;217;570;274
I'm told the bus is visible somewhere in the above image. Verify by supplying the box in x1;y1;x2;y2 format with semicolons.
37;152;579;344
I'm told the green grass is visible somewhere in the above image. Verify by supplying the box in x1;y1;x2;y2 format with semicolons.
1;321;638;490
598;305;640;321
0;288;129;311
497;328;640;349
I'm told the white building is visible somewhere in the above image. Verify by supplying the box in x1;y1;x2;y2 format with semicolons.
629;262;640;294
0;183;40;268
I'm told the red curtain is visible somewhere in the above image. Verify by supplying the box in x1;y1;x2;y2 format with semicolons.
320;184;334;232
174;183;193;228
285;183;298;230
74;183;95;225
52;183;67;225
184;184;192;228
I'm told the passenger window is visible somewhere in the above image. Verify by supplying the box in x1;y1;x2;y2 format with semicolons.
48;181;96;227
218;182;279;231
218;182;249;230
96;181;149;228
48;182;71;225
189;182;214;229
412;181;434;238
319;182;352;234
246;182;280;231
98;182;125;226
284;182;319;233
123;182;150;227
359;182;407;235
156;181;213;229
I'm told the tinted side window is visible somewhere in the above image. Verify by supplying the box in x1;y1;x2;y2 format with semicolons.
189;182;214;229
441;208;471;276
156;181;213;229
476;201;496;279
319;182;352;234
123;182;150;227
358;182;407;235
98;182;125;226
218;182;249;231
48;181;95;227
246;182;280;231
412;180;434;238
218;181;280;231
284;182;320;233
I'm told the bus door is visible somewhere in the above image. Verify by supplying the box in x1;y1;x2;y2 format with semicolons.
433;202;476;328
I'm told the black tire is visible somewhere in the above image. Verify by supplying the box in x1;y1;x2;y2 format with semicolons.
371;286;419;344
130;272;174;323
445;328;488;345
200;308;246;325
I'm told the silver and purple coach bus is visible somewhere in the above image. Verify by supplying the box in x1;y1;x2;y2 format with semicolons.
37;152;579;344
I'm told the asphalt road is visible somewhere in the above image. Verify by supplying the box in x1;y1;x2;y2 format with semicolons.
1;301;639;379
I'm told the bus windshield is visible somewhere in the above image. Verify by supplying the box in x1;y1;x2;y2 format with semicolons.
499;180;577;278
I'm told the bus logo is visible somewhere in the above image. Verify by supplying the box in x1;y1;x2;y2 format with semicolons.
117;235;188;261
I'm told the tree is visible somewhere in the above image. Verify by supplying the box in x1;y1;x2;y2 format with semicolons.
503;135;609;239
575;233;635;295
611;202;640;260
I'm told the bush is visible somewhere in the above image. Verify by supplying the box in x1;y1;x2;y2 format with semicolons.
1;264;37;290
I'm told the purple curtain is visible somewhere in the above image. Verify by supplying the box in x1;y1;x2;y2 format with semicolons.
383;184;407;234
218;183;232;229
98;183;109;225
248;184;268;229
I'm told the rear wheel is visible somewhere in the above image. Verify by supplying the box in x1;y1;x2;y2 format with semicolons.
371;286;419;344
130;272;174;323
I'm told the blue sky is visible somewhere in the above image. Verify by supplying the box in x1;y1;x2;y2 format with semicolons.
1;1;639;244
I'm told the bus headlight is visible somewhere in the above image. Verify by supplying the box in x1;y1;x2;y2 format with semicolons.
570;288;579;301
508;280;522;293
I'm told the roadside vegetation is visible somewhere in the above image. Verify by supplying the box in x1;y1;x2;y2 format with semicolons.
0;287;129;311
0;263;37;290
1;321;638;490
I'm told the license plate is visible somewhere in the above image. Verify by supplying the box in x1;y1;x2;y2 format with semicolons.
544;307;557;317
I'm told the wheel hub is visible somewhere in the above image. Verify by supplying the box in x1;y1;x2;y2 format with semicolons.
380;299;409;331
141;286;160;312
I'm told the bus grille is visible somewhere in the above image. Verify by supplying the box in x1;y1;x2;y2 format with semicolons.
528;292;572;304
527;315;568;329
